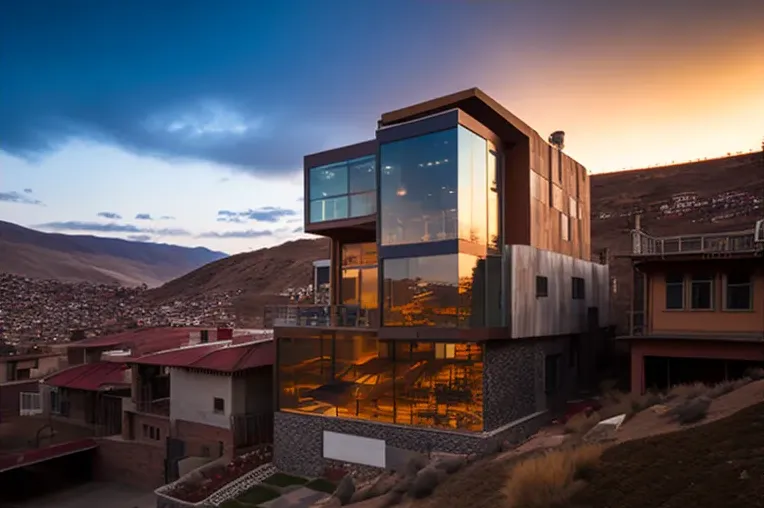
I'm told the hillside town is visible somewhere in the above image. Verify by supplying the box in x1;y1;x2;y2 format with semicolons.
0;274;238;344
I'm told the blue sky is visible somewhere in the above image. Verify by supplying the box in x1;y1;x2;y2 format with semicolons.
2;0;763;254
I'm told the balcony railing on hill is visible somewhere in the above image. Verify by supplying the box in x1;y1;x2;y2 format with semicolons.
631;229;760;256
263;304;377;329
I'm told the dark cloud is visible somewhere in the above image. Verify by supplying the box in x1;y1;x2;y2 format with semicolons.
0;191;44;206
198;229;275;239
0;3;496;177
23;188;33;194
135;213;153;221
127;234;152;242
217;206;297;223
97;211;122;220
36;221;190;236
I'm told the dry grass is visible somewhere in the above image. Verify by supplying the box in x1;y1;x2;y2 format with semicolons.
598;390;662;421
503;445;604;508
564;411;601;435
667;382;709;401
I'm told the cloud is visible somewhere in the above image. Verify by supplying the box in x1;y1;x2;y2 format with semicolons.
23;188;33;194
198;229;275;239
217;216;244;224
292;226;304;234
159;215;175;220
0;191;44;206
135;213;153;220
97;211;122;220
127;234;152;242
36;221;190;236
217;206;298;223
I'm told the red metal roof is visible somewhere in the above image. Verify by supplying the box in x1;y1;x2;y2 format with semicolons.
44;361;130;391
0;438;98;473
130;340;274;373
68;327;200;356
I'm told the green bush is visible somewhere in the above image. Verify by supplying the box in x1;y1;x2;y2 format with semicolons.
305;478;337;494
262;472;308;487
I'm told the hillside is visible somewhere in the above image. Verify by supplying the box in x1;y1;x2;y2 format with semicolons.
145;237;330;325
148;152;764;329
0;221;227;287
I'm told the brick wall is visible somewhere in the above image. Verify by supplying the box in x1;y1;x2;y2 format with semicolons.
127;412;171;444
175;419;234;459
94;437;166;489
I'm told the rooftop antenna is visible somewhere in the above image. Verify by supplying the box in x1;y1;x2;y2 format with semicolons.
548;130;565;150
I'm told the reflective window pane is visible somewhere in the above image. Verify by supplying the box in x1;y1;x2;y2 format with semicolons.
310;196;348;222
278;336;483;431
350;191;376;217
459;254;486;327
348;156;376;194
457;127;488;249
487;150;500;254
310;163;348;199
380;129;458;245
382;255;459;327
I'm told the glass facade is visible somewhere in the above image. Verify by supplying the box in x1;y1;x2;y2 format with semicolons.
309;155;376;223
278;335;484;432
380;129;458;245
382;254;487;327
457;127;488;248
341;243;378;310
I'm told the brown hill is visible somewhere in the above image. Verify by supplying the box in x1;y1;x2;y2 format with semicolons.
148;152;764;330
0;221;227;287
146;238;330;326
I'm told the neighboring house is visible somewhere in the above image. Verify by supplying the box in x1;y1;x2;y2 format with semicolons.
269;88;612;476
622;217;764;394
0;352;63;422
123;338;274;484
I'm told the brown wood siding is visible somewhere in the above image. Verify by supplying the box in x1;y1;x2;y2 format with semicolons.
528;132;591;260
504;141;531;245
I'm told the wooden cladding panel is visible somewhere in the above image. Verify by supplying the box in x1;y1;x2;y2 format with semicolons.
510;245;610;339
528;132;590;260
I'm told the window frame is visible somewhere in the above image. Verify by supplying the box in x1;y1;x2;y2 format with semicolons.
723;272;753;311
536;275;549;298
571;277;585;300
213;397;225;414
664;273;685;310
689;273;714;311
308;155;377;223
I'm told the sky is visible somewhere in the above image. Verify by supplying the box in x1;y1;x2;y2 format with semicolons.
1;0;763;255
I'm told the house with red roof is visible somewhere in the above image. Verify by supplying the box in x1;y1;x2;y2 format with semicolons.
119;335;275;484
1;351;63;423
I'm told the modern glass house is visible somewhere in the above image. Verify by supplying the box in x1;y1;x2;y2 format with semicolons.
271;88;611;476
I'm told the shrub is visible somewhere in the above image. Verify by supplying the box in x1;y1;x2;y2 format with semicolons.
503;445;604;508
262;472;308;487
745;367;764;381
674;396;711;425
707;381;737;399
668;382;708;401
408;466;444;499
305;478;337;494
564;411;601;435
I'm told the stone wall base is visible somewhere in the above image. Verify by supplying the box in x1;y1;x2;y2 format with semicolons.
273;410;548;476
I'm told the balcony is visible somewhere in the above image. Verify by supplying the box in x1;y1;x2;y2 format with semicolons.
631;229;760;257
264;304;377;329
135;397;170;417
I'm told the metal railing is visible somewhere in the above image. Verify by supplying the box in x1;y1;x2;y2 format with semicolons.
631;229;759;256
135;397;170;417
264;304;377;329
231;412;273;449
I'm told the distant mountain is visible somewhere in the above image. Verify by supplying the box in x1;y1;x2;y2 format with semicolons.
146;238;330;326
0;221;228;287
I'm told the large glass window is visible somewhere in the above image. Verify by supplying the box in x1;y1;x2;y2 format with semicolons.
380;129;458;245
487;150;500;254
278;336;483;432
309;155;376;223
690;274;714;310
457;127;488;248
382;255;459;327
665;273;684;310
341;243;378;310
458;254;486;328
725;272;752;310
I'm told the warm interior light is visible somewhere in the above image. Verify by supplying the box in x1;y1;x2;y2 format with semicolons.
396;187;407;197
